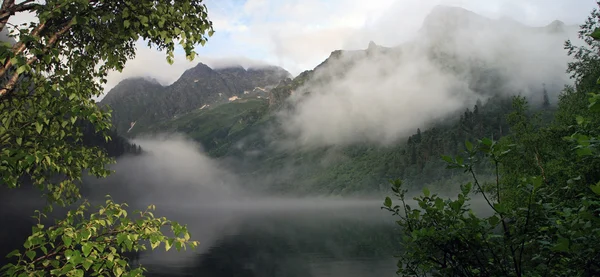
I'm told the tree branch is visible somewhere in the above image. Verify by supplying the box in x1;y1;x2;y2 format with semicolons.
0;0;37;32
0;20;46;78
0;0;15;31
0;19;73;98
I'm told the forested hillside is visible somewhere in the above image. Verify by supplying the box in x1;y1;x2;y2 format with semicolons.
384;6;600;275
116;6;572;195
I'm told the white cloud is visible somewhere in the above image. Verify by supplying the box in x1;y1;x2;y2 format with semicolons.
97;43;277;100
5;0;597;99
275;7;580;148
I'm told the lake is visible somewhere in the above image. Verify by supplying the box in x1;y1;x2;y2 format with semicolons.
0;195;402;277
132;198;401;277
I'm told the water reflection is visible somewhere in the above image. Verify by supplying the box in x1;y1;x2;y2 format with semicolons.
1;190;402;277
136;200;401;277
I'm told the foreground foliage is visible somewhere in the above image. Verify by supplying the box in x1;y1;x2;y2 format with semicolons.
0;0;213;276
384;5;600;276
1;198;198;277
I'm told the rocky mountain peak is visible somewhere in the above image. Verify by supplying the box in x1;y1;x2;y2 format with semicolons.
100;61;291;135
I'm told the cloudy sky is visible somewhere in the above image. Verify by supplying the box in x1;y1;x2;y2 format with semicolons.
7;0;598;96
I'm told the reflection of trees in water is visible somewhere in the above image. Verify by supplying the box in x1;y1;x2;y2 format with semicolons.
192;234;313;277
1;195;401;277
145;217;401;277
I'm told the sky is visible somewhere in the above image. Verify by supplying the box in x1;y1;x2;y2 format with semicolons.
6;0;598;96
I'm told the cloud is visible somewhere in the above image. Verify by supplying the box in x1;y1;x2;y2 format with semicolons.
5;0;595;102
98;43;275;100
275;8;580;148
199;0;595;75
84;133;242;206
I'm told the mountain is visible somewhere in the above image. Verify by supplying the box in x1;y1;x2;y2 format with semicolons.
100;77;165;135
100;63;291;134
266;5;577;109
108;6;578;195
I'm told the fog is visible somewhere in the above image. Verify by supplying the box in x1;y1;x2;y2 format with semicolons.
0;134;494;270
276;6;580;148
84;134;388;208
85;134;494;215
76;135;493;268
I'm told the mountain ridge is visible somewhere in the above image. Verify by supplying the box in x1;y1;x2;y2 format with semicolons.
99;5;580;196
100;62;291;134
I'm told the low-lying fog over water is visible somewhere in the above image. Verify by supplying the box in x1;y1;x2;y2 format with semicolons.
0;135;493;277
0;136;400;277
83;136;401;276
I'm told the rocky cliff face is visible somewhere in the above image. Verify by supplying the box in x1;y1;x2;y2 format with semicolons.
100;63;290;134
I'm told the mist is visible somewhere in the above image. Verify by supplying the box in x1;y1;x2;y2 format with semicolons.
275;6;580;148
79;134;494;268
84;134;391;207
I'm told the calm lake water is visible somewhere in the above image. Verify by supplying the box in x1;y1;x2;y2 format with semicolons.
0;195;401;277
1;141;405;276
136;199;401;277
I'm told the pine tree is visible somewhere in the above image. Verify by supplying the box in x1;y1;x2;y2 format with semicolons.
542;83;550;108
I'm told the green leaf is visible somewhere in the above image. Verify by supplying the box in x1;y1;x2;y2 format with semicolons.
82;242;92;257
590;27;600;40
25;250;36;261
63;236;72;247
35;122;43;134
576;147;593;157
434;198;444;210
117;233;127;245
532;177;543;190
589;100;600;112
422;187;430;197
81;229;91;240
150;240;160;250
124;20;130;28
553;237;570;252
82;259;93;271
16;137;22;146
480;138;493;146
6;250;19;258
165;240;172;251
73;269;84;277
441;155;453;164
16;65;27;74
488;215;500;226
461;182;472;195
591;182;600;195
465;140;473;152
384;197;392;208
113;265;123;277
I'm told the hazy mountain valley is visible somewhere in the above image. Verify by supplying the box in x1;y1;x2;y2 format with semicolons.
96;6;577;196
2;2;600;277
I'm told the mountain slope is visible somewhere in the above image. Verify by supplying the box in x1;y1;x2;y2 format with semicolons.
116;6;577;195
100;63;290;134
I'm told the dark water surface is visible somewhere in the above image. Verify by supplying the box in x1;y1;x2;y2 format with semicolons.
0;195;401;277
137;199;401;277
